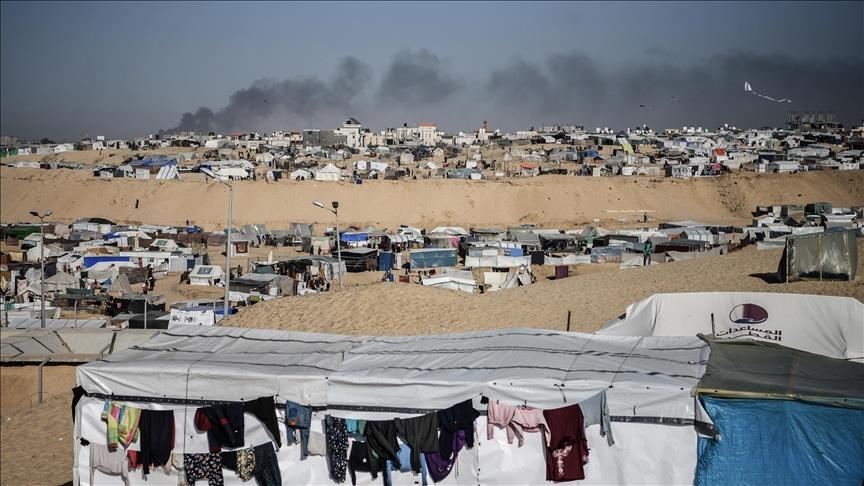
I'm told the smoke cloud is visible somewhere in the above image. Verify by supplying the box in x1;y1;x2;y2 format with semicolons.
377;49;462;104
160;49;862;136
160;57;371;135
486;50;863;130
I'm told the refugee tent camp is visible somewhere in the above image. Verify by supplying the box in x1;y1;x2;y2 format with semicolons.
74;326;709;485
777;229;858;282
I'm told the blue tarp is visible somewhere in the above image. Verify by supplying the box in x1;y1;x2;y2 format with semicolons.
695;396;864;486
83;256;131;268
341;232;369;242
409;249;457;269
377;251;393;271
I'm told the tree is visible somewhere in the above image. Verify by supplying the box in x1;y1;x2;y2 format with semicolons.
40;138;55;145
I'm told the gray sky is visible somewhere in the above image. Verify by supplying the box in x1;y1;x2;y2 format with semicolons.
2;1;862;140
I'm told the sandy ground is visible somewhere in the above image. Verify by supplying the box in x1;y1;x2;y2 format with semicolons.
1;161;862;485
3;167;863;231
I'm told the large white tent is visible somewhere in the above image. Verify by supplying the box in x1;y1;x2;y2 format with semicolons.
597;292;864;362
75;326;708;485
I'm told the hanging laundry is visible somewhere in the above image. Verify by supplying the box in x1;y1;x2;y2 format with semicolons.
579;391;615;446
543;403;589;482
184;452;223;486
744;81;792;103
194;404;245;452
251;443;281;486
221;448;256;481
436;399;479;458
394;413;439;473
384;439;429;486
138;408;175;475
325;415;349;483
90;443;130;486
285;400;312;459
364;420;401;477
486;399;550;447
244;396;282;448
101;401;141;451
424;429;467;483
348;440;377;485
345;419;366;439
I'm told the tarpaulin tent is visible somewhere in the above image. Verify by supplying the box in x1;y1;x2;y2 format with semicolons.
694;338;864;485
598;292;864;362
74;326;709;485
778;229;858;282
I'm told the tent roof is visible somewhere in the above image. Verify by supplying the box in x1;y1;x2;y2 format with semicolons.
696;338;864;407
76;326;708;413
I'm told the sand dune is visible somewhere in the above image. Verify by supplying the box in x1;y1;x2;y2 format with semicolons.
2;168;862;231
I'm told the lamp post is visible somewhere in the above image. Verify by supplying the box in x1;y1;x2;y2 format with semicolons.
219;181;233;320
29;209;53;328
313;200;344;290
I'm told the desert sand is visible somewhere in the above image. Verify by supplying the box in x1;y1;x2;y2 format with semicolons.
1;162;862;485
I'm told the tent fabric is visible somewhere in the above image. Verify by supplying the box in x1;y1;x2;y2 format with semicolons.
76;326;708;415
597;292;864;362
695;397;864;486
696;338;864;407
778;229;858;282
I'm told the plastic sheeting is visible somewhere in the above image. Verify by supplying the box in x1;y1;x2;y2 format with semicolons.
597;292;864;362
779;229;858;282
695;397;864;485
697;338;864;406
77;327;708;415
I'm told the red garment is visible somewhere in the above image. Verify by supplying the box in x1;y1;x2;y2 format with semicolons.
543;403;589;482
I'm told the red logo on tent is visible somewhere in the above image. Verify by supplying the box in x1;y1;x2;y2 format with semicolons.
729;304;769;324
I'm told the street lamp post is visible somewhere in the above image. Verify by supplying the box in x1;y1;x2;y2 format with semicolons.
29;210;53;328
313;200;344;290
219;181;233;320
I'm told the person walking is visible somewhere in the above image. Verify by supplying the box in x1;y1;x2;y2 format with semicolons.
643;239;654;266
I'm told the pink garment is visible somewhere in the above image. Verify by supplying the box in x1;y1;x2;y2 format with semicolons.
486;400;550;447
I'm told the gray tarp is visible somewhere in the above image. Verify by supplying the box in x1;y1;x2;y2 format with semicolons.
696;337;864;407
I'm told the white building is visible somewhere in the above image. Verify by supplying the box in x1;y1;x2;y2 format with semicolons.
335;118;364;148
418;123;440;146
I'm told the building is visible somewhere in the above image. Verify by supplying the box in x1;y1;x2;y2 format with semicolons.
787;112;841;132
418;123;440;146
334;118;364;148
302;129;346;147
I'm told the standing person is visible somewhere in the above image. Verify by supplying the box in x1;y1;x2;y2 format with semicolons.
643;239;654;266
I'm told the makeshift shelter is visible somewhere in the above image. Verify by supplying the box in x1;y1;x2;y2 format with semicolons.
188;264;225;286
778;229;858;282
314;163;342;182
694;338;864;485
420;269;476;293
73;326;709;485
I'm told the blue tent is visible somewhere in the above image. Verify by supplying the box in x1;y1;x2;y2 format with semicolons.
694;339;864;485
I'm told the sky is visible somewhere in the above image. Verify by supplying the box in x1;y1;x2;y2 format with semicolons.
1;1;862;140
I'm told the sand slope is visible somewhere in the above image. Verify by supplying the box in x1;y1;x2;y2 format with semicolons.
2;168;862;230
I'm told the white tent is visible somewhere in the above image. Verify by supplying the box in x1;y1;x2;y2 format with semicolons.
598;292;864;362
216;167;249;180
188;264;225;286
155;164;180;180
420;270;476;293
74;326;708;485
314;163;342;182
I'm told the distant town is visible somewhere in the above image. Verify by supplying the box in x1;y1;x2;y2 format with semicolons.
2;112;863;181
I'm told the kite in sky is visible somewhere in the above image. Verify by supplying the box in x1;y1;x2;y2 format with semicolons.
744;81;791;103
